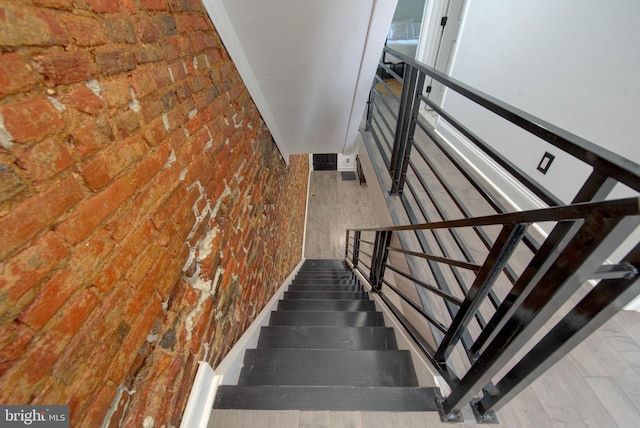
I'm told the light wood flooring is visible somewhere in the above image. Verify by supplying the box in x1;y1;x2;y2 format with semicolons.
209;170;640;427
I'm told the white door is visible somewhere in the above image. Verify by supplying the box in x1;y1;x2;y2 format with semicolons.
418;0;467;107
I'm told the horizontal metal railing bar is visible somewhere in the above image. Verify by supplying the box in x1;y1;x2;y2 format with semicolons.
383;46;640;193
372;106;395;140
373;87;400;125
591;263;639;280
359;261;371;272
373;73;401;103
385;263;464;306
411;122;541;254
418;94;562;207
348;197;640;232
377;59;405;83
358;249;373;259
376;291;461;387
369;123;391;166
359;239;375;246
388;246;482;271
380;277;449;334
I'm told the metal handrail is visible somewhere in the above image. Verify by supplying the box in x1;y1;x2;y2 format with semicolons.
346;198;640;421
381;47;640;193
348;197;640;232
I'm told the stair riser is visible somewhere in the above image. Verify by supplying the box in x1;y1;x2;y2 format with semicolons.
214;386;439;411
288;285;364;292
269;311;385;327
238;349;419;387
277;300;376;311
283;291;369;300
256;326;397;350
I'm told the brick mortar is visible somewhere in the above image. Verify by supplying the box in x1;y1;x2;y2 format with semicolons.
0;0;309;426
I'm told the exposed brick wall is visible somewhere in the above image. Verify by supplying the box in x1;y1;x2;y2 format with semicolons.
0;0;309;426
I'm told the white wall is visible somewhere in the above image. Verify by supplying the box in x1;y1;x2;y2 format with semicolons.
439;0;640;205
434;0;640;307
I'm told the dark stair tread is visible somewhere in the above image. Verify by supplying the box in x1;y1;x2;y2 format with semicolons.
283;291;369;300
277;299;376;311
288;284;364;292
269;310;384;327
256;326;398;350
292;278;357;286
238;349;418;387
213;385;439;411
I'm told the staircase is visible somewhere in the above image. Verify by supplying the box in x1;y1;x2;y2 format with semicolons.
213;259;438;411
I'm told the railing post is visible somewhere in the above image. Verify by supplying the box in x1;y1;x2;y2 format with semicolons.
345;230;350;259
365;88;374;132
389;65;424;195
369;230;392;291
440;210;639;418
352;230;361;268
434;223;528;363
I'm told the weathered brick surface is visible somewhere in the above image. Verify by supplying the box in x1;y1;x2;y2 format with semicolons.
0;0;308;426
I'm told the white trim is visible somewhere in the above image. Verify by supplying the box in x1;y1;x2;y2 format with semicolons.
180;362;221;428
200;0;289;161
302;163;312;259
212;259;304;385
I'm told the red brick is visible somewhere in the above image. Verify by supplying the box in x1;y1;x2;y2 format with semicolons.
96;50;136;76
52;285;131;386
162;36;181;61
64;85;104;115
15;138;76;183
60;14;107;47
154;15;177;36
57;176;136;244
135;16;161;43
151;185;186;229
19;231;115;329
81;136;147;191
133;44;164;64
32;50;98;86
103;17;137;44
112;110;140;138
0;52;37;97
125;243;164;285
141;0;168;11
108;296;161;383
81;382;118;428
0;289;100;403
0;3;68;47
100;76;132;108
80;0;119;13
131;70;158;99
69;118;114;157
130;143;172;188
0;176;83;259
142;117;168;146
95;222;154;291
0;324;33;377
0;97;64;144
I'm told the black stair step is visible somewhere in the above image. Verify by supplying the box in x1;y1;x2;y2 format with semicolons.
213;385;439;411
292;278;357;286
288;284;363;292
256;326;397;350
284;291;369;300
277;299;376;311
269;311;384;326
294;276;355;282
238;349;419;387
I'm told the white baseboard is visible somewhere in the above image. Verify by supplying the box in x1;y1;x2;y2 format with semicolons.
180;362;221;428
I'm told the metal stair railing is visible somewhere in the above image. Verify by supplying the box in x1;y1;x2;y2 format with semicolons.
356;46;640;422
346;198;640;422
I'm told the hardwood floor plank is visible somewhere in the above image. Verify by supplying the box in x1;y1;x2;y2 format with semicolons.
586;377;639;428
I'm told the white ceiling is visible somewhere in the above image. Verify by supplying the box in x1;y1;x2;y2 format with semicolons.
202;0;397;160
